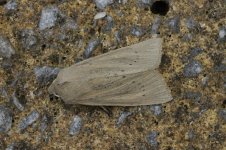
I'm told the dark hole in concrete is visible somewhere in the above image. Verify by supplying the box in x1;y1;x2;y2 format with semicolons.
0;0;7;5
151;1;169;16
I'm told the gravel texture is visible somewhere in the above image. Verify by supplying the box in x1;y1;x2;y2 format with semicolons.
0;35;15;58
0;105;12;133
0;0;225;149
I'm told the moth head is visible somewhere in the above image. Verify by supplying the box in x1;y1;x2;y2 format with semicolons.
48;79;60;97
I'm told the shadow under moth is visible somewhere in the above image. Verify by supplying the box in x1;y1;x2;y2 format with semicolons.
48;38;173;106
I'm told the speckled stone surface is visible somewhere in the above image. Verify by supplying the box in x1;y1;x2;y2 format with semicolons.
0;0;225;149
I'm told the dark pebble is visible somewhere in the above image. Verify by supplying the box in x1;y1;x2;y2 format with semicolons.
115;29;123;44
0;35;15;58
214;63;226;72
131;26;144;37
34;66;60;86
150;104;162;116
0;105;12;133
102;16;114;32
218;109;226;123
94;0;114;9
183;60;202;77
168;16;180;33
69;115;82;136
188;47;203;59
83;39;100;59
40;115;48;132
11;92;25;111
4;0;17;14
18;110;40;132
19;29;38;50
182;33;192;42
147;131;159;147
1;58;13;70
63;18;77;30
185;17;201;32
218;27;226;42
184;91;202;102
116;111;132;127
137;0;153;8
201;76;209;87
151;16;161;35
38;6;62;30
0;87;10;101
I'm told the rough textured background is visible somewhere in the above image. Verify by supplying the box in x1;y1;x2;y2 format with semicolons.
0;0;225;149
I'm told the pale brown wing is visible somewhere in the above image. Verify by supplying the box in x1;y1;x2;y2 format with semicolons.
48;38;172;106
48;70;172;106
55;38;162;83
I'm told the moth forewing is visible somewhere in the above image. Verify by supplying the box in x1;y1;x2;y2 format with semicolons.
53;38;162;82
49;70;172;106
48;38;173;106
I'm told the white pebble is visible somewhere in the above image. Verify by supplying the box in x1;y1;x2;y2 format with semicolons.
94;12;107;20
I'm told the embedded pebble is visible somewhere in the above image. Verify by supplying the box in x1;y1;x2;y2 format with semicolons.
19;29;38;50
182;33;193;41
115;30;123;44
116;111;132;127
0;87;9;101
94;12;107;20
18;110;40;132
151;16;161;34
184;91;202;101
201;76;209;87
11;92;25;111
4;0;17;13
94;0;114;9
137;0;153;7
118;0;127;4
188;47;203;59
131;26;144;37
150;105;162;116
102;15;114;32
0;35;15;58
185;18;201;32
40;115;49;132
182;47;203;63
5;143;15;150
34;66;60;85
168;16;180;33
218;109;226;122
69;115;82;136
214;63;226;72
63;18;77;30
218;27;226;42
147;131;158;147
187;130;196;140
183;60;202;77
83;39;100;58
0;105;12;133
1;58;13;70
39;6;61;30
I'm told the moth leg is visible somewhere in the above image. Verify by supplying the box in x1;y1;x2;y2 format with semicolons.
99;106;113;117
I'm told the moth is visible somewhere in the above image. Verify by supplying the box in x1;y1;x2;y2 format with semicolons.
48;38;173;106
